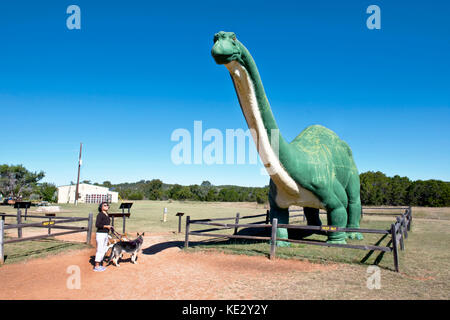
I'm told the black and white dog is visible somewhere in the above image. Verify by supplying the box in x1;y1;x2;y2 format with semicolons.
107;232;145;267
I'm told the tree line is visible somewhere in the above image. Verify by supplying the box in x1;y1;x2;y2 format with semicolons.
1;164;449;207
360;171;450;207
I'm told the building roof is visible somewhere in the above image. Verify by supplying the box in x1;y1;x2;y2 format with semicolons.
57;183;117;193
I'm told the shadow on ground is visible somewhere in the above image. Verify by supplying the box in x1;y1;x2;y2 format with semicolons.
139;227;390;271
140;227;326;256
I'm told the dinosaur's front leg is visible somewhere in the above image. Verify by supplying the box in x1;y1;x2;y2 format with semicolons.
268;180;290;247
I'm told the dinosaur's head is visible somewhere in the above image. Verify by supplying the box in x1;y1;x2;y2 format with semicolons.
211;31;243;65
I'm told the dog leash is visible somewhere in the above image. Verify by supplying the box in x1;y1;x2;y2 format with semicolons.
110;227;124;240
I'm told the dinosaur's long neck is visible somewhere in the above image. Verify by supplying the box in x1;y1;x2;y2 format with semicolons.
225;42;300;195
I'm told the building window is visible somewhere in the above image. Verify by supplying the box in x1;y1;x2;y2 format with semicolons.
85;194;112;204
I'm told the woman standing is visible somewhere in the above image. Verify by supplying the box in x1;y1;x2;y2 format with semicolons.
93;201;113;272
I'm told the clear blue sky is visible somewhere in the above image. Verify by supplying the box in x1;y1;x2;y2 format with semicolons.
0;0;449;187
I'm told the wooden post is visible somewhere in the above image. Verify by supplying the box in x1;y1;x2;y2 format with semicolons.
17;209;22;238
407;207;412;231
398;217;405;251
184;216;190;248
0;220;4;264
270;218;278;260
391;223;399;272
48;216;52;235
122;214;126;234
265;210;270;224
403;211;409;240
176;213;184;234
86;212;93;245
234;212;240;235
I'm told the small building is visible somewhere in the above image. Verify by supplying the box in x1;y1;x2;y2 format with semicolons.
57;183;118;204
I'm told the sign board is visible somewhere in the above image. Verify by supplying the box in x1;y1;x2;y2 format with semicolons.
320;226;338;232
119;202;133;209
14;201;31;209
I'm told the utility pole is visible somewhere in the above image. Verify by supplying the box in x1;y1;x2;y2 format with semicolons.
74;142;82;205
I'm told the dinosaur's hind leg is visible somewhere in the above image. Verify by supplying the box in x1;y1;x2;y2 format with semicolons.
346;173;364;240
299;207;326;238
320;181;348;244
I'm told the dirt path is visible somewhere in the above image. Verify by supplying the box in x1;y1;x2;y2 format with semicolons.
0;234;336;300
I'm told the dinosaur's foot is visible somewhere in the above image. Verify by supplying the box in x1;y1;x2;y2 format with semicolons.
326;239;347;245
274;227;291;247
275;240;291;247
326;232;347;244
346;232;364;240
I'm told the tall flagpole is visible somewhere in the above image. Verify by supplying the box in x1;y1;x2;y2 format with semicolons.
74;142;82;205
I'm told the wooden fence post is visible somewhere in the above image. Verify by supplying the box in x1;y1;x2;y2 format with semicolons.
48;216;52;236
184;216;190;248
391;223;399;272
397;217;404;251
234;212;240;235
17;209;22;238
86;212;93;245
403;211;409;240
270;218;278;260
0;220;4;264
408;207;412;231
265;210;270;224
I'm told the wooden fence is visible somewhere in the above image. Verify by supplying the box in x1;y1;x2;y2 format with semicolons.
184;207;412;272
0;212;94;264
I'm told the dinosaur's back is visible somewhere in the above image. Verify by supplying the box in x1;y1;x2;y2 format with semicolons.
290;125;358;186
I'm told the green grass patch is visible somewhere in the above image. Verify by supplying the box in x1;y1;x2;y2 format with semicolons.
1;237;89;265
187;218;408;271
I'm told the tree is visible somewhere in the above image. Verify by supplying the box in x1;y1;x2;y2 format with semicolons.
39;182;57;202
0;164;45;199
206;188;217;201
102;181;112;188
360;171;390;205
406;180;450;207
255;187;269;204
145;179;163;200
128;191;144;200
167;184;183;200
388;175;410;206
177;186;193;200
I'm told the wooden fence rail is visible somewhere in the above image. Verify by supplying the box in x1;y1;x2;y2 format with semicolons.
0;213;93;264
185;207;412;272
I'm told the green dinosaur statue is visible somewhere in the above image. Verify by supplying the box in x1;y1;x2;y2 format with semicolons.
211;31;363;244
